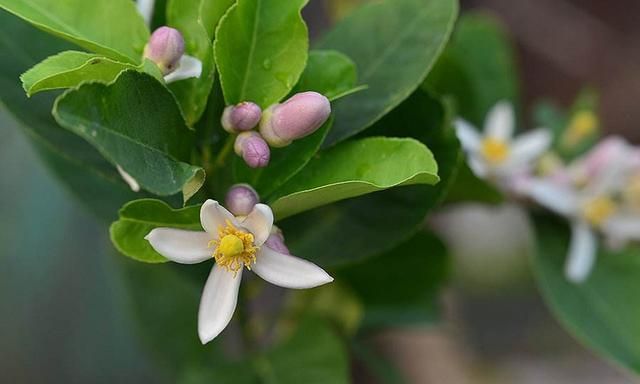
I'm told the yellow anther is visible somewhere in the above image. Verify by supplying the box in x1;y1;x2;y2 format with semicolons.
582;196;617;227
562;110;598;148
481;138;510;165
209;220;258;274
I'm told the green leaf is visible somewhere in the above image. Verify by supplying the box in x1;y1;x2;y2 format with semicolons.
214;0;309;108
233;117;332;199
199;0;235;40
338;231;449;328
166;0;216;125
280;91;460;267
270;137;439;219
53;70;205;202
20;51;138;96
256;318;349;384
533;216;640;374
0;10;137;221
318;0;458;146
110;199;201;263
425;12;519;127
291;50;357;101
0;0;148;63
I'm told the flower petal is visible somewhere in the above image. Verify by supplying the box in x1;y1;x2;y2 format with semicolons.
145;228;211;264
603;214;640;243
509;129;552;166
454;118;481;152
164;55;202;83
526;179;577;216
565;220;597;283
467;155;489;178
136;0;155;26
200;200;237;236
198;265;242;344
241;204;273;246
116;165;140;192
485;101;514;140
252;246;334;289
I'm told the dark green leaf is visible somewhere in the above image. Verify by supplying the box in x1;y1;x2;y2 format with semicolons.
292;50;358;101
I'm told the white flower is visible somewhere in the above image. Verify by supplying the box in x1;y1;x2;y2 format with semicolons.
145;200;333;343
163;55;202;84
454;101;552;190
525;137;640;283
136;0;155;27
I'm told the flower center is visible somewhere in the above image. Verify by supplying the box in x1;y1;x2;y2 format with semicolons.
481;138;510;165
624;175;640;211
582;196;617;227
209;220;258;274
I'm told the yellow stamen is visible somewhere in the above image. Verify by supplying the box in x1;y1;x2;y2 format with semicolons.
209;220;258;275
481;138;510;165
561;110;598;148
582;196;617;227
624;175;640;211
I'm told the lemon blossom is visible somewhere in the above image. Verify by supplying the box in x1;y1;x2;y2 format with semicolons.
525;137;640;283
454;101;552;190
145;200;333;343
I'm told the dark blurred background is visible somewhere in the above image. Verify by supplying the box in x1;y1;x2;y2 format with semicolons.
1;0;639;383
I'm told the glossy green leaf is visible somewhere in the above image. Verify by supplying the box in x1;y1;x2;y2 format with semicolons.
233;117;332;199
339;231;449;328
110;199;201;263
166;0;216;125
0;10;137;221
0;0;148;63
271;137;439;219
53;70;205;201
199;0;235;39
280;91;460;267
424;12;519;127
318;0;458;146
256;318;349;384
291;50;357;101
533;216;640;374
20;51;138;96
214;0;309;107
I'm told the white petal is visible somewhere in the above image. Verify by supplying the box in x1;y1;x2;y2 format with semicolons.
603;214;640;242
485;101;514;140
136;0;155;26
526;179;577;216
116;165;140;192
467;155;489;178
510;129;552;166
252;246;334;289
241;204;273;246
164;55;203;83
145;228;211;264
200;200;237;236
454;118;482;152
198;265;242;344
565;221;598;283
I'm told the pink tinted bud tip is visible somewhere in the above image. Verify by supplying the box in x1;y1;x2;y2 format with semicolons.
264;227;290;255
221;102;262;133
143;26;185;75
225;184;260;216
234;131;270;168
260;91;331;147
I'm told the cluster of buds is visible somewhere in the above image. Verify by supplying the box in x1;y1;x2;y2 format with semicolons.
222;92;331;168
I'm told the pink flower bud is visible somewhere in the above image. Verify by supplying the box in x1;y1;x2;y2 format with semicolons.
221;102;262;133
225;184;260;216
143;27;185;75
234;131;270;168
259;91;331;147
264;227;290;255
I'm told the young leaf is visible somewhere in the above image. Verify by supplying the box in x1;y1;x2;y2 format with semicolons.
20;51;138;96
0;0;149;63
53;70;205;202
534;216;640;375
318;0;458;146
214;0;309;108
291;50;358;101
270;137;439;219
110;199;201;263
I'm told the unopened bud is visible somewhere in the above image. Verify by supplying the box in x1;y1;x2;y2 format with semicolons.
259;91;331;147
143;27;185;75
221;102;262;133
234;131;270;168
264;227;290;255
225;184;260;216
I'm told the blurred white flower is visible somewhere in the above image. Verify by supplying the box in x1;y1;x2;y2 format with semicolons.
145;200;333;343
454;101;552;191
136;0;155;27
525;137;640;283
